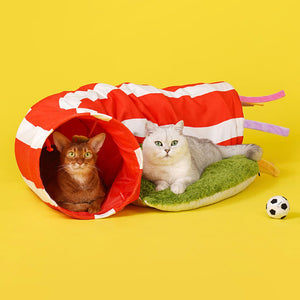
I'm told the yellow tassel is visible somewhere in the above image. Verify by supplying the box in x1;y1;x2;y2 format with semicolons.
241;102;264;106
258;159;280;177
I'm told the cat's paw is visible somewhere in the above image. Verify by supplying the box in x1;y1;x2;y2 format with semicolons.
170;182;186;194
155;181;169;191
88;198;103;214
246;144;263;161
60;202;90;212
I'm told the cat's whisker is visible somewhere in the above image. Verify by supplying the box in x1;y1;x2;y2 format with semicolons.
57;165;66;172
87;164;103;175
57;165;70;177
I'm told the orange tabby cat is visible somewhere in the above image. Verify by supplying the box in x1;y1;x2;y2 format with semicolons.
47;132;106;213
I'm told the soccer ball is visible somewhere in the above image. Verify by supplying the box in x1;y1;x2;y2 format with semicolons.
266;196;290;219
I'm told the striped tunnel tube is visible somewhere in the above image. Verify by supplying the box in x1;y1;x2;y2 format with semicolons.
14;82;287;219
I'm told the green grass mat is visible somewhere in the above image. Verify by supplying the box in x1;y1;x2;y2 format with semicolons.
139;155;259;211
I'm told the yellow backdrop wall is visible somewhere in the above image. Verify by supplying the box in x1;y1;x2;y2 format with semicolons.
1;1;299;299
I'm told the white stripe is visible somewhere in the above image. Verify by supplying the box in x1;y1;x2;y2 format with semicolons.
59;82;234;110
16;118;53;149
59;92;84;109
122;118;147;137
134;147;143;169
59;84;117;110
94;208;116;219
59;88;105;110
93;83;118;99
74;89;99;101
76;108;99;115
118;82;234;98
22;176;58;207
122;118;244;144
75;108;112;121
183;118;244;144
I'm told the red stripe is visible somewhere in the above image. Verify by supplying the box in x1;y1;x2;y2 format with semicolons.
15;139;44;188
25;82;242;133
26;97;76;130
89;86;242;128
217;136;243;146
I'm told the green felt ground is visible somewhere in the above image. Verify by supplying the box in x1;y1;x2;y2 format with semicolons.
139;155;259;210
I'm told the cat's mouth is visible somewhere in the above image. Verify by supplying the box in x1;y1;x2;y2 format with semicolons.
66;164;90;174
74;164;86;169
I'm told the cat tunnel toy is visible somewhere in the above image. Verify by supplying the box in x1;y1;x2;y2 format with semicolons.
15;82;289;219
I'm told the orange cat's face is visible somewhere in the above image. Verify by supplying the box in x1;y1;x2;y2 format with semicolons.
61;143;98;176
53;132;106;177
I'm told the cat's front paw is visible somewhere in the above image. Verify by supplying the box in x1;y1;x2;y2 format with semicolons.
155;181;169;191
88;198;103;214
170;182;186;194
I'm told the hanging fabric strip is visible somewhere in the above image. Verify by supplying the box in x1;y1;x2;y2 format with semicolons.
240;90;285;103
244;119;290;136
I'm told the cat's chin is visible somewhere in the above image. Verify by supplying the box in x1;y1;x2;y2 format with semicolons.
152;155;171;162
155;155;175;165
163;155;171;159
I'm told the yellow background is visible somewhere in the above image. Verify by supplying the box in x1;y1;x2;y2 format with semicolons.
1;0;299;299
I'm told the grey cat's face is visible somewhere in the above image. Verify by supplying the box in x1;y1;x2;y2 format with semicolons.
143;121;189;163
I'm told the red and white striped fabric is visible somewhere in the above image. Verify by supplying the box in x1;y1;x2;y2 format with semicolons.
15;81;244;219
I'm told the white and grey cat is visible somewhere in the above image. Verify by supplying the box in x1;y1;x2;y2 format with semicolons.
142;120;262;194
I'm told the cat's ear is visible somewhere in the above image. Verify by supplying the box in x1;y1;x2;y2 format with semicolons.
174;120;184;134
145;120;158;136
88;133;106;153
53;132;71;152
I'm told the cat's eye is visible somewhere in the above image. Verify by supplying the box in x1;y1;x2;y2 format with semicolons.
155;141;163;146
67;151;76;158
84;152;92;158
171;140;178;146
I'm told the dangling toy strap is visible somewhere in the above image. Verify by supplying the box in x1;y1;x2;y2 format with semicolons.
240;90;290;137
244;120;290;136
240;90;285;103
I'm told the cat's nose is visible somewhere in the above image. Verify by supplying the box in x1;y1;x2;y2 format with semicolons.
77;159;84;165
165;149;170;154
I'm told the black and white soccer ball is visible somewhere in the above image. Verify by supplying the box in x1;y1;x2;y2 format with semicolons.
266;196;290;219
